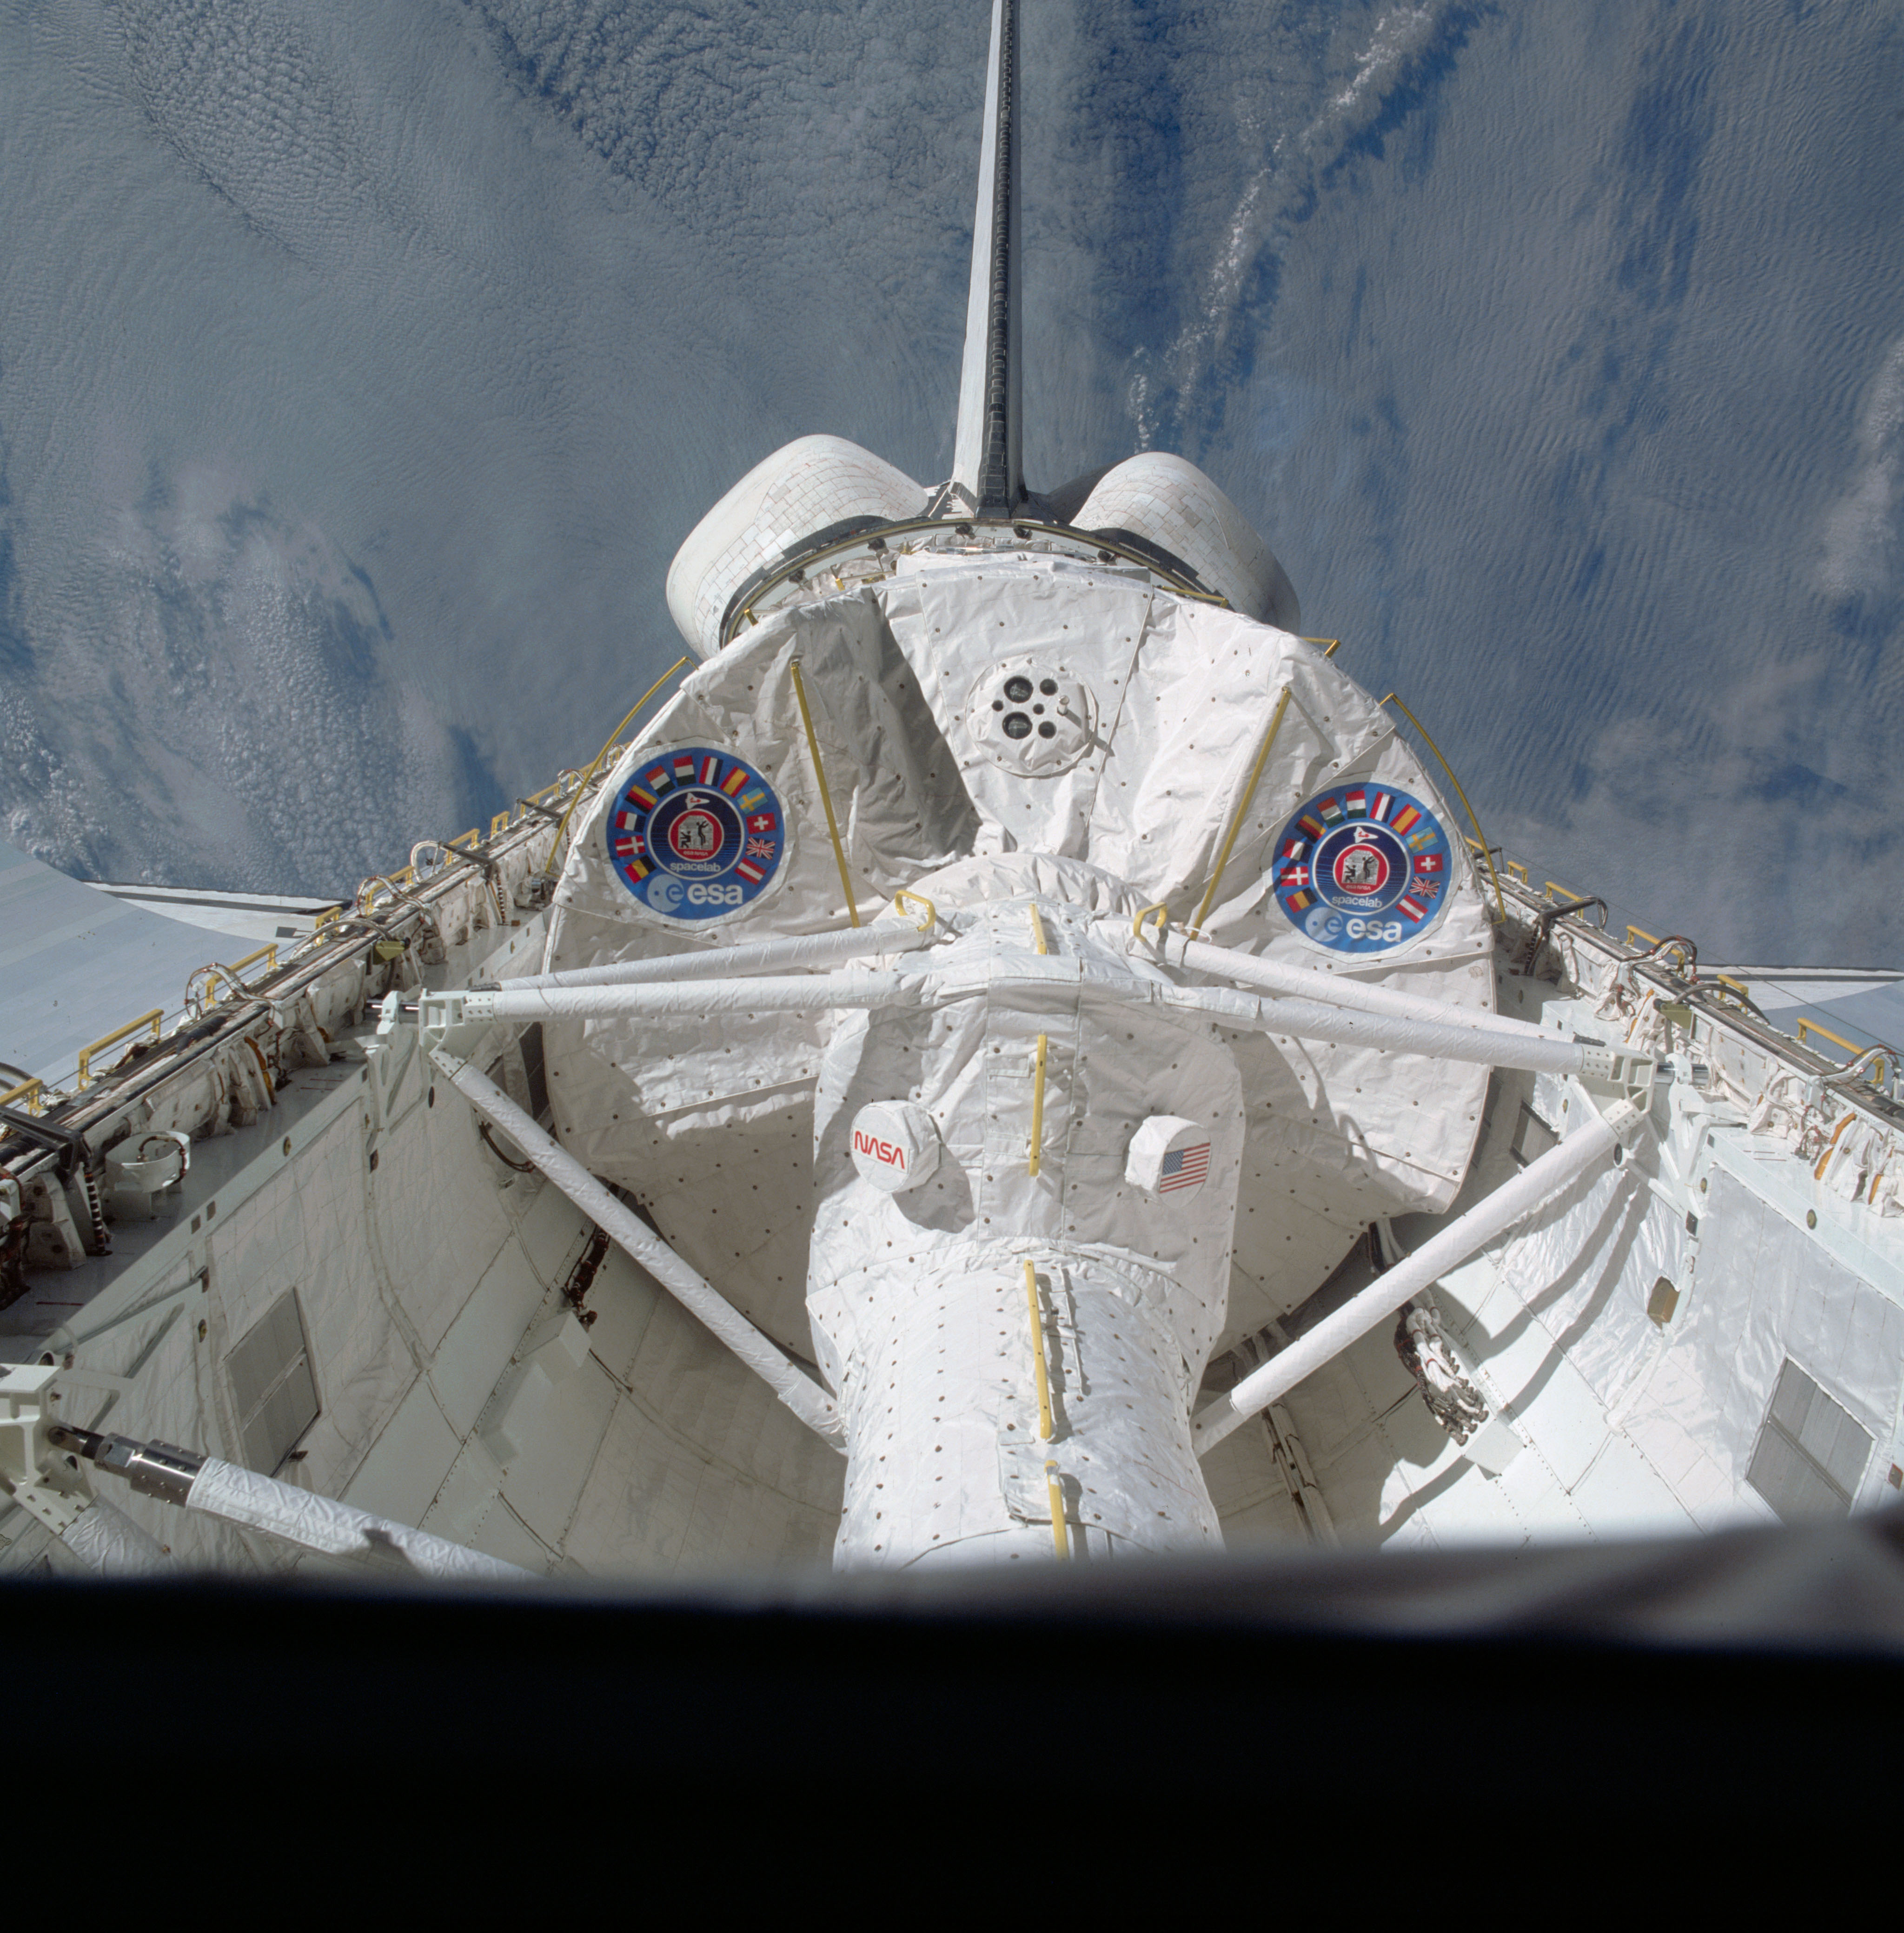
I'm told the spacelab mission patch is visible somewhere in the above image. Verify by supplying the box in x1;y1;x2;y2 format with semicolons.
604;743;790;924
1272;784;1453;957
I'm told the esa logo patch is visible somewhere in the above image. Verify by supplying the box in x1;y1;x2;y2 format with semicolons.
1271;784;1452;955
605;745;788;922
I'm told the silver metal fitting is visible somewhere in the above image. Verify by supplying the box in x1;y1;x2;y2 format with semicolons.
96;1435;205;1507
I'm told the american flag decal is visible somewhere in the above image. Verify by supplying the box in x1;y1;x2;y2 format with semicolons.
1159;1143;1210;1192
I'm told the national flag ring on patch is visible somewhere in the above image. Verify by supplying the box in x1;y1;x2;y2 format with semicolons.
604;745;790;924
1270;782;1454;957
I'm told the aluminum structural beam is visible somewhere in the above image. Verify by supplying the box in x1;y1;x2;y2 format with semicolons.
436;1053;843;1444
505;922;935;993
455;960;1591;1077
1163;932;1557;1040
1161;983;1586;1076
458;972;916;1024
1192;1112;1619;1454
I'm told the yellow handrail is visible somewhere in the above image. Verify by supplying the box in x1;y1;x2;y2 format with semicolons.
790;658;860;928
78;1010;163;1089
186;964;249;1011
490;809;513;837
229;942;279;980
1506;861;1529;884
1028;902;1048;956
1022;1260;1070;1561
1798;1018;1861;1057
1545;880;1586;904
548;655;691;861
1624;930;1697;980
1191;684;1292;935
1044;1459;1071;1558
0;1075;45;1117
187;943;281;1013
1301;637;1344;658
1381;695;1507;922
1133;902;1169;943
1023;1261;1055;1438
1028;1033;1048;1178
892;889;937;933
1798;1018;1891;1085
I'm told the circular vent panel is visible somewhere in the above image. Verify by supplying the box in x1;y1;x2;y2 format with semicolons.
963;658;1098;777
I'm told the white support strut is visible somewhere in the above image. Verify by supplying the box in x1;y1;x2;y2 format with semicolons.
186;1460;532;1580
1164;984;1585;1075
436;1052;843;1444
466;970;918;1025
507;922;934;993
60;1495;172;1577
1167;933;1556;1041
470;964;1573;1075
1192;1112;1619;1454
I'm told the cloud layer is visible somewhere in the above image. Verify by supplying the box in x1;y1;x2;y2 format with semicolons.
0;0;1898;960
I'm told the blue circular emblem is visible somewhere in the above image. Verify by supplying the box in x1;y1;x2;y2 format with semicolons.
605;745;789;922
1271;785;1453;954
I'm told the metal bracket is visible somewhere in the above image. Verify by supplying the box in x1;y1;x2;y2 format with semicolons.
0;1364;95;1534
1575;1045;1656;1145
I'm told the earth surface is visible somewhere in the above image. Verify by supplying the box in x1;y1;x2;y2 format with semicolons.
1;0;1899;964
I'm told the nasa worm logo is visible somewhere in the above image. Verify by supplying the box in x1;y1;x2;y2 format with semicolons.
1271;785;1453;956
604;745;789;923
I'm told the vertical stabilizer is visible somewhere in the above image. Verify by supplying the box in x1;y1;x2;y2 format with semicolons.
944;0;1023;517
